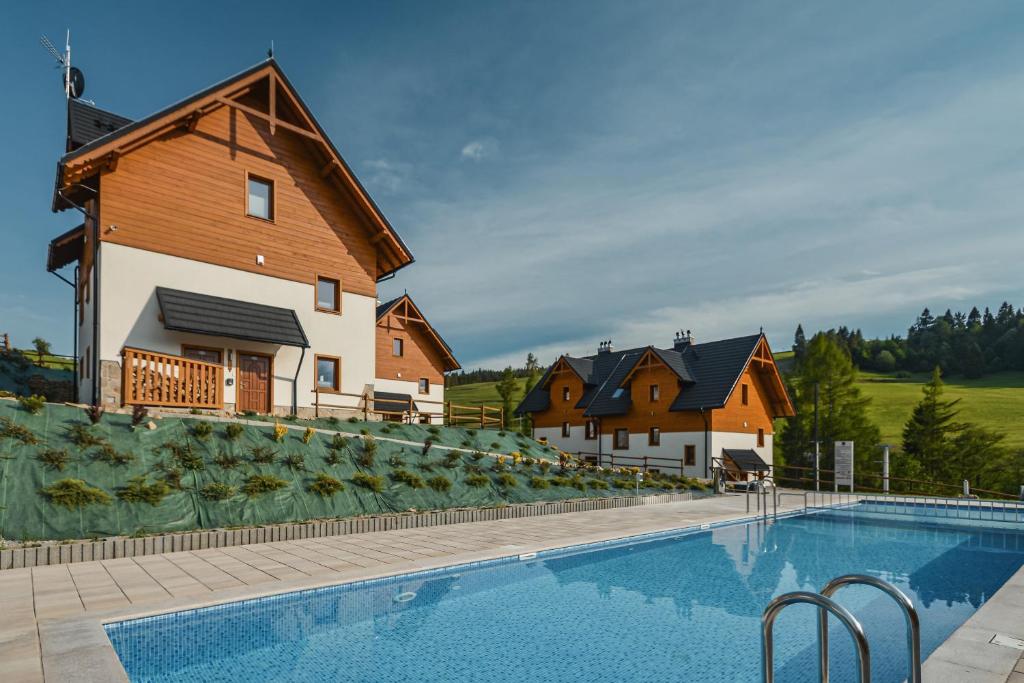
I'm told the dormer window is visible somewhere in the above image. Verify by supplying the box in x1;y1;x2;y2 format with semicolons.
612;388;625;399
562;386;571;401
247;175;274;220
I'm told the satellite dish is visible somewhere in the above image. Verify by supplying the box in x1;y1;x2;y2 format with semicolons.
64;66;85;99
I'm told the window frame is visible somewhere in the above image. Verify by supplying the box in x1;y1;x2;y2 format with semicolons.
648;426;661;446
649;384;660;402
181;345;223;366
684;444;696;467
614;428;629;450
741;383;749;406
313;354;341;393
392;338;404;357
757;428;765;448
245;172;275;222
561;422;571;438
314;274;342;315
562;386;571;402
584;419;597;440
418;378;430;395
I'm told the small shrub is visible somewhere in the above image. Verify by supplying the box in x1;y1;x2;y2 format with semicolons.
530;476;550;489
359;428;370;436
427;426;441;436
330;433;349;450
471;451;485;462
251;445;277;464
118;476;171;506
465;473;489;487
308;472;345;496
461;440;473;447
285;413;298;422
192;421;214;440
93;443;135;466
17;395;45;414
523;457;535;468
348;416;359;423
467;429;477;436
443;452;461;468
84;404;104;424
302;427;316;445
571;476;586;492
427;475;452;492
511;451;522;466
358;437;377;468
550;476;572;488
155;462;184;490
225;423;244;441
496;472;517;488
538;460;551;474
242;410;257;417
324;450;344;466
352;471;385;492
490;442;501;449
498;431;506;437
612;478;634;489
200;482;236;501
213;450;242;469
388;454;406;467
131;405;149;427
273;423;288;442
492;456;508;472
242;474;288;497
588;479;610;490
40;478;111;509
164;441;203;470
463;462;483;475
283;452;306;471
380;426;391;434
417;460;435;473
421;439;433;456
1;417;38;445
37;448;71;471
189;408;201;415
392;468;425;489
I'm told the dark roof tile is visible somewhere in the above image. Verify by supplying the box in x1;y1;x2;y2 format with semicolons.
155;287;308;347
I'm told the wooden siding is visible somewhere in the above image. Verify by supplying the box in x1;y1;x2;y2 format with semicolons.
532;362;588;429
99;95;379;297
375;312;446;386
598;363;707;434
709;364;775;435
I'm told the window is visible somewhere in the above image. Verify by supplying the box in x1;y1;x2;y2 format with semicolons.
614;428;629;450
562;386;571;402
247;175;274;220
316;276;340;313
612;387;625;399
393;338;404;357
182;346;222;365
648;427;661;446
585;420;597;440
418;378;430;395
649;384;660;402
741;383;749;406
757;428;765;448
684;444;696;467
561;422;571;438
315;355;340;392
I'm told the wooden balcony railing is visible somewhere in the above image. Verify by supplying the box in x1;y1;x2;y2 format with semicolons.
122;347;224;409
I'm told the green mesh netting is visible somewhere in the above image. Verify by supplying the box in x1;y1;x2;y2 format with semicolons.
0;401;700;541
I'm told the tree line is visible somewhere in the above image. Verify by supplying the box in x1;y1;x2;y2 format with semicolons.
792;301;1024;378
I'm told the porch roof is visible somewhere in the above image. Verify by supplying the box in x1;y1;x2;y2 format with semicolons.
373;391;417;414
155;287;309;347
722;448;770;473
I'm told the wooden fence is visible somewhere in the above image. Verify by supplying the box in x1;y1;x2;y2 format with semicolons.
122;347;224;409
313;388;504;429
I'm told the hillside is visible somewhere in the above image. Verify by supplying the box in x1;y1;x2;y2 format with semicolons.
449;366;1024;450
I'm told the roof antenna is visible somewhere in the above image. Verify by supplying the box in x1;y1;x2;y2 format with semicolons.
268;40;274;59
40;30;85;100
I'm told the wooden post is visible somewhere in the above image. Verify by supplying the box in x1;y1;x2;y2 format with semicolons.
408;396;414;424
500;407;505;431
644;456;649;473
314;387;319;419
363;393;369;421
480;404;485;430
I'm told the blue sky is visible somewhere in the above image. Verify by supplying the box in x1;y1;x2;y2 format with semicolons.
3;2;1023;369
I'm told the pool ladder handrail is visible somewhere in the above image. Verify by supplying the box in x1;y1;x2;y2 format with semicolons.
761;574;922;683
747;477;777;519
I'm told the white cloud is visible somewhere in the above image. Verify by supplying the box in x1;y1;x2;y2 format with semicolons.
460;138;498;161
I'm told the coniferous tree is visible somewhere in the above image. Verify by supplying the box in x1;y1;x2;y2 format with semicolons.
901;367;961;481
792;324;807;366
495;367;519;425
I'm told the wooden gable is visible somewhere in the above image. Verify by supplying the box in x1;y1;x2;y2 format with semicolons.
376;295;459;375
735;337;795;417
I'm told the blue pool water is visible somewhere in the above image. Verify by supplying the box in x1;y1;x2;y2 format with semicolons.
106;505;1024;682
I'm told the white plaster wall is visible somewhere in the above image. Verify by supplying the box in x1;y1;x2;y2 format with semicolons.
373;377;445;423
534;425;595;456
595;431;709;476
97;243;376;410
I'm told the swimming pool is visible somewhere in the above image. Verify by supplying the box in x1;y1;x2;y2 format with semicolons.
106;504;1024;682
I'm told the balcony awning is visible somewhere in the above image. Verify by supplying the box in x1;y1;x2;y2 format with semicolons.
373;391;418;414
722;448;770;473
47;224;85;272
155;287;309;347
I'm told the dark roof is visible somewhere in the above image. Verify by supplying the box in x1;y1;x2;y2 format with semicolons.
46;223;84;271
155;287;309;347
376;296;403;320
67;100;133;150
373;391;417;414
723;449;770;473
515;333;768;418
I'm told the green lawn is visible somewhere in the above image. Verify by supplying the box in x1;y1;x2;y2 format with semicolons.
858;370;1024;449
446;378;530;406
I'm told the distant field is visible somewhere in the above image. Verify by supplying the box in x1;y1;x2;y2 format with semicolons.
448;363;1024;450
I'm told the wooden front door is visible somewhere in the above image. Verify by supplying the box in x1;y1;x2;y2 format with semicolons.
237;353;271;413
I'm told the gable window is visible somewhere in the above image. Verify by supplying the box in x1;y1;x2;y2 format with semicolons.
561;422;571;438
648;427;661;446
419;378;430;395
649;384;660;402
315;355;340;392
684;444;696;467
393;338;404;357
316;276;341;313
585;420;597;440
757;428;765;448
562;386;571;402
741;383;749;406
614;428;629;450
246;175;274;220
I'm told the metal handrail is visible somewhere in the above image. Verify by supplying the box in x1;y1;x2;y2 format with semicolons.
762;591;870;683
820;575;921;683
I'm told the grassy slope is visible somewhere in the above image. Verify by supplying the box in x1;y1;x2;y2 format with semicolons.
447;378;530;406
450;358;1024;449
